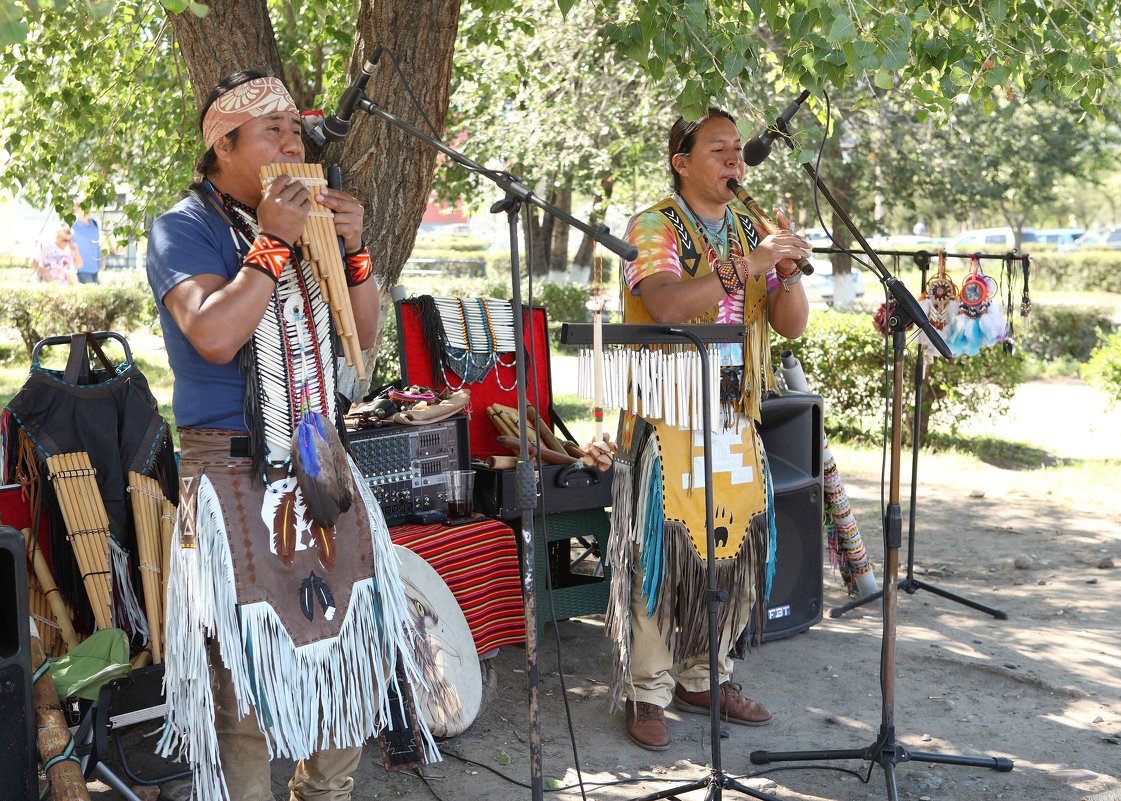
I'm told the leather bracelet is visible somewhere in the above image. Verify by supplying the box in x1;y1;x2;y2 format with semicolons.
243;234;293;283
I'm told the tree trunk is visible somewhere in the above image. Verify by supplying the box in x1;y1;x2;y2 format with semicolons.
573;175;615;270
549;185;572;274
169;1;284;107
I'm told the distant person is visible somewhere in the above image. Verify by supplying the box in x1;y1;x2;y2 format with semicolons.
913;220;929;237
72;204;104;284
31;223;81;285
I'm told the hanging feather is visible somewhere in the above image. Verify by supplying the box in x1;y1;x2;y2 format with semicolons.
272;485;299;566
312;573;336;621
291;410;353;527
299;573;315;621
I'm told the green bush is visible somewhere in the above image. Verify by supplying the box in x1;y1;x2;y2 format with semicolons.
1028;250;1121;293
1019;304;1115;362
775;309;1026;440
0;282;157;355
411;233;489;254
1082;330;1121;409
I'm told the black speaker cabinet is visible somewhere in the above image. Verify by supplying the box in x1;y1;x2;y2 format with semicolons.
757;392;824;642
0;525;37;801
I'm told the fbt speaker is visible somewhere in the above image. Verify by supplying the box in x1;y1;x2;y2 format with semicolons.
0;525;37;800
757;392;824;641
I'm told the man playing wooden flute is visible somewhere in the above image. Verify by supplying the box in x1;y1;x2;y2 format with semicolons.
146;70;435;801
607;107;811;750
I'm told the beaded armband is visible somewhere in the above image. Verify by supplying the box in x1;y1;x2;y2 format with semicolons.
243;234;292;282
715;258;744;295
344;246;372;287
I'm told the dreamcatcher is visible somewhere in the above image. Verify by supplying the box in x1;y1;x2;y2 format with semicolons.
944;254;1007;356
917;250;959;356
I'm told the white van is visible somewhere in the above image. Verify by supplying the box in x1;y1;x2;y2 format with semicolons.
946;227;1038;254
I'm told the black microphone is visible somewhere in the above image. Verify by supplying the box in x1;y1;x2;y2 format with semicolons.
319;46;384;142
742;89;810;166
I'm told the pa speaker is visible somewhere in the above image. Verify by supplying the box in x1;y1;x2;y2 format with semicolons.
0;525;37;800
758;393;824;642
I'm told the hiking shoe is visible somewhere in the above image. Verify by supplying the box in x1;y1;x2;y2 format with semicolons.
673;681;772;726
625;701;671;750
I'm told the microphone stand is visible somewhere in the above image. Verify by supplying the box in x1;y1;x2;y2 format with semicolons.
346;84;636;801
747;124;1014;799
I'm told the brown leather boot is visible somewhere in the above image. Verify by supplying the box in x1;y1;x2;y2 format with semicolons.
625;701;671;750
673;681;772;726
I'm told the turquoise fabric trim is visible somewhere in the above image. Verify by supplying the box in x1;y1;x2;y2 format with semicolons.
640;454;665;618
33;659;50;682
763;456;778;604
241;607;273;729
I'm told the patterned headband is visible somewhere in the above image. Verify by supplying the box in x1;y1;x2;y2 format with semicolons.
202;77;299;149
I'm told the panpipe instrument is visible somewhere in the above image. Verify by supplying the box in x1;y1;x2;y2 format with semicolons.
726;178;813;275
46;452;113;631
260;162;366;379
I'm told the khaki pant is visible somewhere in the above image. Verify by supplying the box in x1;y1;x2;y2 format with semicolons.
210;644;364;801
625;547;754;708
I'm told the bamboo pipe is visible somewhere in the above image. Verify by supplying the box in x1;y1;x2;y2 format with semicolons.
128;472;163;663
21;527;79;650
30;623;91;801
485;455;518;470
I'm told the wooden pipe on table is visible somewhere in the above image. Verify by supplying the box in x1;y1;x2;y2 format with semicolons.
496;435;578;465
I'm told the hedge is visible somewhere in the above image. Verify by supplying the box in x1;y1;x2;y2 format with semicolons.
1027;249;1121;293
1082;331;1121;409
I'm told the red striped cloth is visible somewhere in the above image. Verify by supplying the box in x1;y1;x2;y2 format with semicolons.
389;517;526;655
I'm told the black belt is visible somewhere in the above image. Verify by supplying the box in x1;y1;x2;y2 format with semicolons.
229;436;251;458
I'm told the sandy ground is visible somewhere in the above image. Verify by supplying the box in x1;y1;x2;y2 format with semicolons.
86;377;1121;801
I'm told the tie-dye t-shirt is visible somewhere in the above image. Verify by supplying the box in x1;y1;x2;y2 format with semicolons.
622;195;778;367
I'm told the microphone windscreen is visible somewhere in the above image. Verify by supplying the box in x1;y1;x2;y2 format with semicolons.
741;137;771;167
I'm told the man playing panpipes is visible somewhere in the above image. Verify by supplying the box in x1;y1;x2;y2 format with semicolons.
147;70;434;800
607;108;811;750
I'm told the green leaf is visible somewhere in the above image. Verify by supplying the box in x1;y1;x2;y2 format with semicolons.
494;749;512;766
160;0;189;12
826;12;856;45
544;777;565;790
873;69;895;89
188;1;209;18
556;0;577;17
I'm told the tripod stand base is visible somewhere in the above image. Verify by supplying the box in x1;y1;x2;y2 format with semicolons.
630;770;785;801
830;576;1007;620
750;732;1013;801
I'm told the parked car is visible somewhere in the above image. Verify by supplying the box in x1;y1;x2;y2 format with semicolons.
1075;227;1121;250
802;257;868;305
946;227;1038;255
1035;228;1086;250
868;234;942;251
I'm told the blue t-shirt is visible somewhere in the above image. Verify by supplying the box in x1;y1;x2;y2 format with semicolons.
72;218;102;274
146;193;249;431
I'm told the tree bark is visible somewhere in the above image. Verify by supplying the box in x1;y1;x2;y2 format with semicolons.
169;0;284;108
573;175;615;270
549;184;572;274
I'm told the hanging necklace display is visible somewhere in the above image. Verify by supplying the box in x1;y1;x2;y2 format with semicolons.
431;296;517;391
945;254;1008;357
1019;254;1032;330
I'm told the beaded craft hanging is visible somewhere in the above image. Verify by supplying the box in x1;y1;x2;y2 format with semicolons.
431;296;517;390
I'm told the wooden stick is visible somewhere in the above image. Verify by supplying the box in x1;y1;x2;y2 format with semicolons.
496;435;578;465
22;527;80;650
30;626;91;801
485;455;518;470
524;406;567;454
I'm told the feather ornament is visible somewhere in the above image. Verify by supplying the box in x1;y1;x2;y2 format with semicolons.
272;485;299;566
299;573;315;621
291;410;354;528
312;573;336;621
